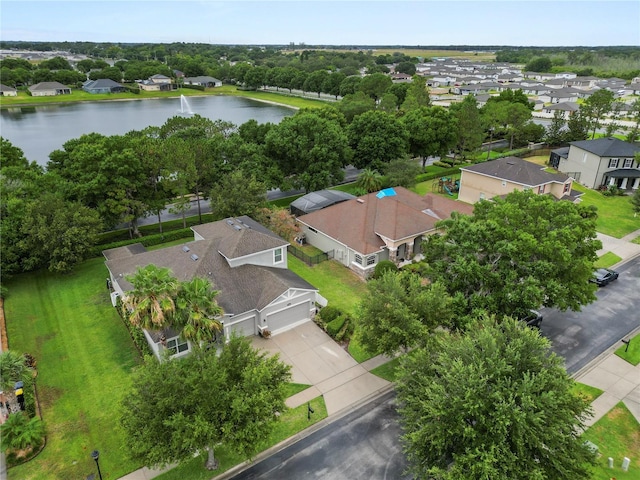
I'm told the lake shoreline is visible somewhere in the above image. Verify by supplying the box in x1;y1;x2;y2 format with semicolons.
0;89;302;111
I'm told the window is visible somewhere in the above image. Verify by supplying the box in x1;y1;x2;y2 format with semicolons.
623;158;633;168
308;227;317;233
366;255;376;266
354;254;363;265
274;248;283;264
608;158;619;168
538;185;545;194
563;182;571;194
166;337;189;355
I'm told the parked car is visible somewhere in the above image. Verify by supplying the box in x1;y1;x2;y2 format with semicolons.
519;309;543;329
590;268;619;287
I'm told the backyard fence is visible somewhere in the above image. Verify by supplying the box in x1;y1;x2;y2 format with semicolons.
289;245;334;266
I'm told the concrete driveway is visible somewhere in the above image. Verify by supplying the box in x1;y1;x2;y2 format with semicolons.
250;322;391;415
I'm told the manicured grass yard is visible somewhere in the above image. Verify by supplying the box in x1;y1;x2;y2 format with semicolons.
4;257;143;480
594;251;622;269
582;402;640;480
287;256;366;315
615;333;640;366
571;382;604;403
572;184;640;238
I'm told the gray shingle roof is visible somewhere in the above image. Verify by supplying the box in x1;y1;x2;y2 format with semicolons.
28;81;69;91
84;78;123;89
104;216;315;315
569;138;640;157
461;157;570;187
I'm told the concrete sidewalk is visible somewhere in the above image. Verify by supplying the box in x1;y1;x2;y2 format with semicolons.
573;325;640;428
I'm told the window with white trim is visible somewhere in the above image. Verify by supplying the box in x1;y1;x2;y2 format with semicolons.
167;337;189;355
274;248;283;264
366;255;376;266
538;185;545;194
563;182;571;194
623;158;633;168
354;254;363;265
608;158;619;168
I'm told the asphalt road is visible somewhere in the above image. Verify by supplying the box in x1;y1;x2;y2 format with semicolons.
229;391;411;480
540;255;640;374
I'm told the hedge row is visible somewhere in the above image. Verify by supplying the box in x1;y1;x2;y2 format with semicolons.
415;166;463;183
180;84;206;91
91;228;194;257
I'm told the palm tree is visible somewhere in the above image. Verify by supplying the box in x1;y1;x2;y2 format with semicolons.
0;412;45;451
123;265;179;330
356;168;384;193
174;277;224;346
0;351;28;392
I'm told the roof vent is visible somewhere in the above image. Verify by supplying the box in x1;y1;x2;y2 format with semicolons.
233;225;242;231
356;198;365;204
226;219;235;226
190;254;199;261
506;160;515;165
182;246;190;252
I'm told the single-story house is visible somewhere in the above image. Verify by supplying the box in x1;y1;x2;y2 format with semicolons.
390;72;412;83
28;81;71;96
183;76;222;87
296;188;474;278
104;216;320;360
290;189;356;217
542;102;579;118
458;156;581;204
82;78;127;94
550;137;640;190
538;87;587;104
0;84;17;96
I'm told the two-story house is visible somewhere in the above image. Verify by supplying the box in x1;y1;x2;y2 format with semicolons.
104;216;319;360
458;156;581;204
550;138;640;190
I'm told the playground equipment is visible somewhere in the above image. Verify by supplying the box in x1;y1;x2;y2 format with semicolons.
432;177;460;196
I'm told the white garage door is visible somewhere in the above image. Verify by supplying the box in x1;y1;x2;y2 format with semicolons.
267;302;311;334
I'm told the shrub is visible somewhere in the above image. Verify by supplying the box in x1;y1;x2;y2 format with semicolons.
180;84;206;91
318;305;342;323
415;167;462;182
373;260;398;279
326;315;347;337
335;316;355;342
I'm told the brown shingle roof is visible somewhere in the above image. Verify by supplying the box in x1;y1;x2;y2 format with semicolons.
461;157;570;187
297;188;473;255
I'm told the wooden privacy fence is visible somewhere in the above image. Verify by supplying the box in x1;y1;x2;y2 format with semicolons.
289;246;334;266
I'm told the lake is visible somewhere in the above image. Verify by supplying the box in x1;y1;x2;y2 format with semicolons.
0;95;295;167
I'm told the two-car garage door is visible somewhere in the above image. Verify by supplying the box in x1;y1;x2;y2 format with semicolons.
267;301;311;334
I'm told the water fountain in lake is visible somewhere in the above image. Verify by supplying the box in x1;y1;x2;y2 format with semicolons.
180;95;193;115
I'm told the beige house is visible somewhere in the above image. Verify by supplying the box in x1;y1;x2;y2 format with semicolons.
459;157;580;204
296;188;474;278
0;84;17;96
28;81;71;96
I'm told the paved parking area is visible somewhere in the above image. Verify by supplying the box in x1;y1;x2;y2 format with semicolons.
250;322;390;415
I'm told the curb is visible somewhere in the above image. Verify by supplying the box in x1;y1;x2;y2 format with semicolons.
211;384;396;480
572;324;640;381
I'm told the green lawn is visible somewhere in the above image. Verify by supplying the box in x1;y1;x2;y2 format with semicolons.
634;236;640;245
287;256;366;315
615;333;640;366
582;402;640;480
571;382;604;403
594;252;622;268
154;395;328;480
0;84;328;110
572;184;640;238
4;258;143;480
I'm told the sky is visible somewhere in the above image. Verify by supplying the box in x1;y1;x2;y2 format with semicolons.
1;0;639;47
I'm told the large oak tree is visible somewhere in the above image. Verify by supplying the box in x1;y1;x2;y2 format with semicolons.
397;317;595;480
423;190;601;321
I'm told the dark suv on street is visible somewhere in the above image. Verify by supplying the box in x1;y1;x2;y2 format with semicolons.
519;310;543;329
590;268;619;287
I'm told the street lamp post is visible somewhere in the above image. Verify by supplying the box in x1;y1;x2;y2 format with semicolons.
91;450;103;480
